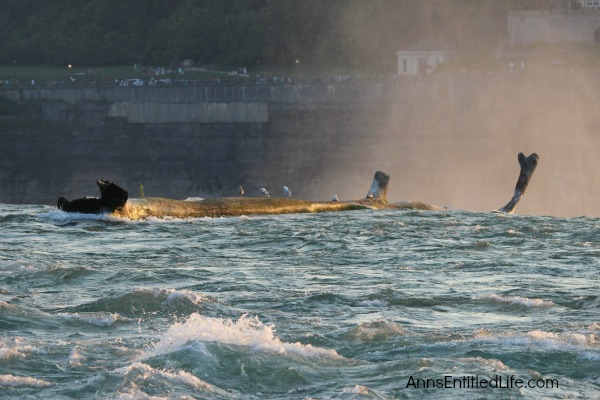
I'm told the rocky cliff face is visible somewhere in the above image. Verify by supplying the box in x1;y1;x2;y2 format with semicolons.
0;96;387;205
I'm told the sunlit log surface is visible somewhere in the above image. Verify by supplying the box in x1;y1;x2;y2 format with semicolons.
112;197;363;219
111;197;443;220
110;171;443;220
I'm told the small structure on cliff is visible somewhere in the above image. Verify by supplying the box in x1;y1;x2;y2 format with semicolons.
396;39;453;77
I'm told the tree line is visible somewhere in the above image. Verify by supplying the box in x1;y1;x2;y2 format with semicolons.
0;0;570;70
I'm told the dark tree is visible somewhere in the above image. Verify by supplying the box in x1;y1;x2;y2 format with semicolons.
0;0;517;68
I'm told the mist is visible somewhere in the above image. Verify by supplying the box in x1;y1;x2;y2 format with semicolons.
308;69;600;219
308;1;600;218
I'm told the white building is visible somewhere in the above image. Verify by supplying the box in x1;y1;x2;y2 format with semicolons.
579;0;600;10
396;39;453;77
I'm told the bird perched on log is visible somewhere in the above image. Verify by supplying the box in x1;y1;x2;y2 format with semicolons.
283;186;292;197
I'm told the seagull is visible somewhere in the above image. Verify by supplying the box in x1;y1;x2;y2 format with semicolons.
332;194;339;202
238;185;245;196
283;186;292;197
259;188;270;197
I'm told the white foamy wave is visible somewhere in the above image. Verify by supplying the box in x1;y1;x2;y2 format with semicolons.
0;264;41;277
0;338;43;360
588;323;600;330
342;385;370;395
477;294;555;308
58;312;126;327
357;299;388;307
0;374;51;388
116;389;169;400
472;224;486;232
1;301;20;310
124;287;212;307
473;328;598;350
184;197;204;201
0;346;36;360
525;330;597;348
116;362;231;397
457;356;510;371
38;209;118;222
69;346;86;367
144;313;340;359
0;263;88;279
348;320;408;342
122;214;245;225
161;289;210;306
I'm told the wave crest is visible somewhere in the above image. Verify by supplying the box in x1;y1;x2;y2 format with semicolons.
348;320;408;342
473;328;598;350
116;362;231;397
145;313;340;359
58;312;127;327
477;294;555;308
0;337;43;360
0;374;51;388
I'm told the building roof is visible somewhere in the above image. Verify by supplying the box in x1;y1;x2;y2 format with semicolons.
397;38;454;53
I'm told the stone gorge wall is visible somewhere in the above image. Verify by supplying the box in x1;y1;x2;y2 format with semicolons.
2;72;600;217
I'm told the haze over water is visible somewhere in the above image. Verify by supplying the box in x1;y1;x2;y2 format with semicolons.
1;204;598;399
313;70;600;219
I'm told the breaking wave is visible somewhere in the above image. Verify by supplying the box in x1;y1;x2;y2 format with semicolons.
144;313;341;360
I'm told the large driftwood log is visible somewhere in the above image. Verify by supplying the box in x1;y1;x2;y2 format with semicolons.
111;197;369;220
55;171;444;220
110;171;441;220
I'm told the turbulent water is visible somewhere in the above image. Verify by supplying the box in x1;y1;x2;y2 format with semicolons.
1;204;599;399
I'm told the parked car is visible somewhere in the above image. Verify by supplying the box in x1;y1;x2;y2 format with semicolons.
119;78;144;87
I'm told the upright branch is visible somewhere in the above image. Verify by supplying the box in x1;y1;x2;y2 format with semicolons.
366;171;390;203
498;152;539;214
